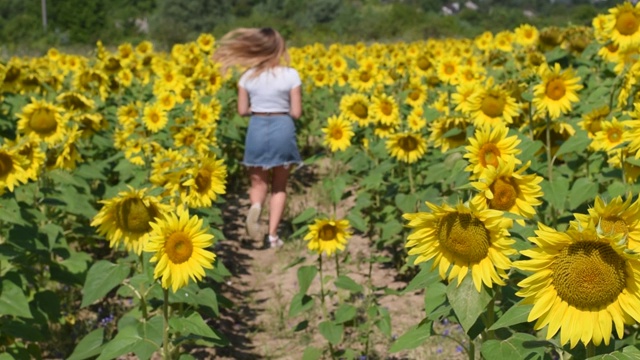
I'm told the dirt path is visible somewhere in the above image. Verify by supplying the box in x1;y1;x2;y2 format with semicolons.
206;169;466;360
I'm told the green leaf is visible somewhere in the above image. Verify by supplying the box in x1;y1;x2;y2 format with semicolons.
334;304;357;324
0;197;28;226
318;320;343;345
568;177;598;210
395;193;417;213
403;262;440;294
81;260;131;307
608;181;628;198
488;301;533;330
194;288;219;316
446;276;492;334
389;320;432;353
481;333;549;360
297;265;318;294
169;312;220;339
376;306;392;337
334;275;363;293
96;316;163;360
0;280;33;318
553;133;590;159
424;282;447;319
289;293;314;318
67;329;104;360
292;208;317;225
541;176;570;211
346;211;368;233
325;176;347;205
302;347;323;360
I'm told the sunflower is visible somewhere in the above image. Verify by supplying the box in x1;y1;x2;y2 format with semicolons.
452;82;481;114
404;201;515;292
429;116;469;153
404;79;428;108
117;102;141;126
181;155;227;208
8;137;45;181
0;145;28;193
572;195;640;250
196;33;215;53
514;24;540;48
374;122;398;139
52;126;83;171
143;103;168;133
17;98;67;145
514;222;640;348
533;63;583;120
156;91;176;112
591;118;631;154
436;57;460;85
145;206;216;292
579;105;610;139
348;67;378;92
91;187;170;255
56;91;95;112
322;115;354;152
604;2;640;52
150;148;187;189
386;132;427;164
370;94;400;126
471;158;543;220
467;84;520;127
304;218;351;257
406;107;427;132
464;124;522;177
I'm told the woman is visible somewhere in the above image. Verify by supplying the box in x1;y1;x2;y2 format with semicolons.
212;28;302;248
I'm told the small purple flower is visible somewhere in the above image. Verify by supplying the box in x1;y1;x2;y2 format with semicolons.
443;329;450;336
358;355;367;360
436;347;443;354
456;345;464;353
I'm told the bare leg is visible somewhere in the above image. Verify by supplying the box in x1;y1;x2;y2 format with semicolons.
269;165;289;237
248;167;268;205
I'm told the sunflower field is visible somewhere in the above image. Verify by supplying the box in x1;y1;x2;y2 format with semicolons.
3;1;640;359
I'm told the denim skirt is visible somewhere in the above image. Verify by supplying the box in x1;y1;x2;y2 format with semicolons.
243;114;302;169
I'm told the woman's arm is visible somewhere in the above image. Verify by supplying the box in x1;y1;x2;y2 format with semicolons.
237;86;251;116
289;85;302;119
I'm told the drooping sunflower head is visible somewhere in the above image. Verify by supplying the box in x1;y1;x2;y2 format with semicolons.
579;105;610;139
304;218;351;257
404;201;515;291
16;98;67;145
322;115;354;153
145;206;216;292
91;187;169;255
386;132;428;164
429;116;469;153
515;221;640;348
8;137;45;182
538;26;564;51
0;145;28;193
181;155;228;208
56;91;95;112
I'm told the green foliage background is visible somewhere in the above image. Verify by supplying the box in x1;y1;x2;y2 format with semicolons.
0;0;622;54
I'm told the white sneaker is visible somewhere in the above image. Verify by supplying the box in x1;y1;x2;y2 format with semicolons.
245;205;261;240
268;236;284;248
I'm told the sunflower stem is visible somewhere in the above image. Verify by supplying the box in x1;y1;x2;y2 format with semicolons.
334;253;340;278
138;254;149;320
621;149;627;186
528;100;534;141
318;255;328;319
162;288;171;360
407;164;415;195
586;341;596;358
545;114;553;182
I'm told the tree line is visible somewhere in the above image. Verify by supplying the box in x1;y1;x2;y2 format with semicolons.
0;0;621;54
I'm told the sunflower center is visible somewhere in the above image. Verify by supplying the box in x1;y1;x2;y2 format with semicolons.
444;64;455;75
481;93;506;118
116;197;158;233
29;108;58;135
417;57;431;71
409;90;421;101
478;143;501;168
489;176;518;211
545;78;566;101
359;71;371;82
616;11;640;36
607;128;622;143
552;241;627;309
380;102;393;116
319;224;337;241
150;113;160;123
601;217;628;235
195;169;212;192
165;231;194;264
398;135;418;152
352;103;368;119
331;127;343;140
0;153;14;177
438;212;490;263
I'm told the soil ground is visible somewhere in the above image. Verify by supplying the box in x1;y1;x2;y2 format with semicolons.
205;165;471;360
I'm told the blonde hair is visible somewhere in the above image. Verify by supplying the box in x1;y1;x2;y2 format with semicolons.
212;27;289;77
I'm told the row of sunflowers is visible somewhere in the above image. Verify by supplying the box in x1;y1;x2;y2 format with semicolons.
2;1;640;358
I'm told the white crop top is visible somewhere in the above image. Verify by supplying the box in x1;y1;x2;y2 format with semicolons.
238;66;301;113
